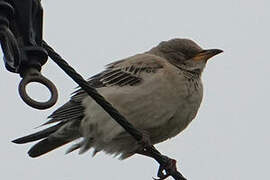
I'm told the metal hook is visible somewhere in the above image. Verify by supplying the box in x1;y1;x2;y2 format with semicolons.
18;68;58;110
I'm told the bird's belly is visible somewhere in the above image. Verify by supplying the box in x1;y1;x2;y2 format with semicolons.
149;90;203;144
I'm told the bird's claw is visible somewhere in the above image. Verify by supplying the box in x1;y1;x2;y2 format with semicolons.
135;132;186;180
152;170;170;180
153;156;177;180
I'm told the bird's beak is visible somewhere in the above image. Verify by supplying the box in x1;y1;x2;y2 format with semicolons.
193;49;223;61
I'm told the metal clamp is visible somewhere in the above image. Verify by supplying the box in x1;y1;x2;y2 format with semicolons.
18;68;58;110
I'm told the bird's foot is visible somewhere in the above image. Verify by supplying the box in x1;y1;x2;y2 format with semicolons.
135;131;186;180
153;156;185;180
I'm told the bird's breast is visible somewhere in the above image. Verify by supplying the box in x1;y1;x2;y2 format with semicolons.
158;68;203;140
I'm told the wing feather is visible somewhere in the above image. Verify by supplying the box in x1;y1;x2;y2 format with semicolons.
44;53;164;126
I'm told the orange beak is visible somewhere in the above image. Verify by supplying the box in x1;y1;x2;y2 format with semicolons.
193;49;223;61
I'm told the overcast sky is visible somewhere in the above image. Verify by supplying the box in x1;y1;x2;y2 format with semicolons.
1;0;269;180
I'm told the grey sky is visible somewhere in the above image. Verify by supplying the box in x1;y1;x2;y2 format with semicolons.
0;0;269;179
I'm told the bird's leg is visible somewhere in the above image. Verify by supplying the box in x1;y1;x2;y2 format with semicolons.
136;147;182;180
135;131;185;180
136;130;152;153
153;156;178;180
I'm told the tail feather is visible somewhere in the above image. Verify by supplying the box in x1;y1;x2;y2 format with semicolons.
13;94;84;158
13;120;80;158
65;142;82;154
12;122;64;144
28;137;71;158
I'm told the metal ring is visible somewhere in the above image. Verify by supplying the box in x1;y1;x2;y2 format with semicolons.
18;74;58;110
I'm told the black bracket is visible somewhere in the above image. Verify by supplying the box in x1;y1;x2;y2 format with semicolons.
0;0;58;109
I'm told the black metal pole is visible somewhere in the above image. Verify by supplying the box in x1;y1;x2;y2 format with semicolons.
0;0;58;109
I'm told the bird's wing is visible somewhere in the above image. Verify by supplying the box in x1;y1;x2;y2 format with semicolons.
83;53;164;87
44;53;165;126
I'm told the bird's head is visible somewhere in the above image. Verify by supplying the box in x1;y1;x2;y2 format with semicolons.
149;38;223;75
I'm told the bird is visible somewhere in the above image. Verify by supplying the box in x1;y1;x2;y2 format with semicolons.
13;38;223;159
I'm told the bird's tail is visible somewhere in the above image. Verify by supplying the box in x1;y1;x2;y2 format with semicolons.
12;121;80;158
